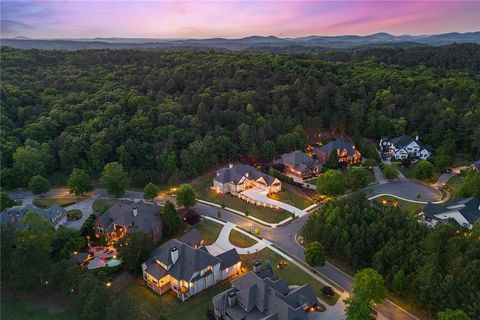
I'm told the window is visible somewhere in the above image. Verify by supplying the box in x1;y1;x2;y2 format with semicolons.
226;268;229;272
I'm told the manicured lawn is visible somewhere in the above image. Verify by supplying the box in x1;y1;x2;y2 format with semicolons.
267;185;314;209
229;229;257;248
1;296;71;320
374;196;425;213
192;219;223;245
92;198;117;214
33;196;88;208
192;172;291;224
241;248;340;306
122;279;231;320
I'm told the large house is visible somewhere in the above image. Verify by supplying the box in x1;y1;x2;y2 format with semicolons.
95;200;163;243
312;139;361;165
213;164;281;195
380;135;432;160
421;198;480;229
212;262;318;320
142;231;241;301
1;204;67;230
273;150;321;180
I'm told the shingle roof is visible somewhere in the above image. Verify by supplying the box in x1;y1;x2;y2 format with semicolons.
424;198;480;225
214;164;278;186
1;204;66;228
391;135;415;148
473;161;480;171
178;228;203;247
313;139;358;157
276;151;319;168
217;248;241;269
96;200;162;233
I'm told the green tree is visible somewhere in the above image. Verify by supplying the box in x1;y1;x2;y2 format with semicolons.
415;160;434;180
176;184;196;208
117;232;154;273
345;294;372;320
326;151;339;169
304;241;325;267
12;145;47;186
68;168;92;195
1;224;16;284
352;268;387;304
161;201;182;237
316;170;346;196
345;168;369;190
382;164;398;179
437;309;470;320
392;269;407;294
107;292;138;320
1;192;16;211
28;175;49;194
100;162;129;197
143;182;160;200
458;170;480;197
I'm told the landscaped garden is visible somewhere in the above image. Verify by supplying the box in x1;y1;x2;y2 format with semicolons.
192;219;223;245
374;195;425;213
228;229;258;248
241;248;340;306
192;172;291;224
66;209;82;220
33;195;88;208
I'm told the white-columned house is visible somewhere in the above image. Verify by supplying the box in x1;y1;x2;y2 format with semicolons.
213;164;281;195
380;135;432;160
142;230;241;301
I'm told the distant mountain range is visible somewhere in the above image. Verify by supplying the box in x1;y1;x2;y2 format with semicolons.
2;32;479;51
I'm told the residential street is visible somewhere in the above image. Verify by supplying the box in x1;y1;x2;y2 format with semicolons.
364;180;441;202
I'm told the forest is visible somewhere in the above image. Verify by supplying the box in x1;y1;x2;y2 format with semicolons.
301;193;480;318
1;44;479;188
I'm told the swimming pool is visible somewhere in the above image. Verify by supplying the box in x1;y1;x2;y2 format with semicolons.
106;258;123;267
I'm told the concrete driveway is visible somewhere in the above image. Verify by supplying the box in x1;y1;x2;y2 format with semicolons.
364;180;441;202
372;166;387;185
240;188;305;217
205;221;266;255
63;196;98;230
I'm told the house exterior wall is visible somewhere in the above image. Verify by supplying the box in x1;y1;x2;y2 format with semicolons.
221;262;242;279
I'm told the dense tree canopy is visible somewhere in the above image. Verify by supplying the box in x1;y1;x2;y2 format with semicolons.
301;193;480;317
1;46;479;188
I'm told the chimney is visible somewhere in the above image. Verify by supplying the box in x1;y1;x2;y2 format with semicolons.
415;136;419;141
253;261;261;273
227;291;237;307
229;163;233;169
170;247;179;265
133;206;138;217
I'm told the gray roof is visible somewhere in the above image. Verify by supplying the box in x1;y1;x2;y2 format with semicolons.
144;237;240;282
214;164;278;186
213;266;317;320
1;204;66;228
178;228;203;247
473;161;480;170
96;200;162;233
275;151;320;171
313;139;358;157
424;198;480;225
390;135;431;152
67;252;90;264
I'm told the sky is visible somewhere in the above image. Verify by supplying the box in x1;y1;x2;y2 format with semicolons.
1;1;479;39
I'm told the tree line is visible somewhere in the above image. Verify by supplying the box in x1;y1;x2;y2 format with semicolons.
301;193;480;318
1;45;479;190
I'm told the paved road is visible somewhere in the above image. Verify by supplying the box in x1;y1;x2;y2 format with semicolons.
194;202;418;320
372;166;387;185
63;196;98;230
364;180;441;202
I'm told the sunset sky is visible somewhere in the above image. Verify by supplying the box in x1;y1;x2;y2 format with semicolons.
1;1;479;39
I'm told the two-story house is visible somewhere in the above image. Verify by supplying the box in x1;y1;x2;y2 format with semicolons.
380;135;432;160
142;235;241;301
273;150;321;180
213;164;281;195
312;139;362;165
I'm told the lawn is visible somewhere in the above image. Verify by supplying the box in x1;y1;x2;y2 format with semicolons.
398;163;440;183
192;172;291;224
33;196;88;208
192;219;223;245
374;195;425;213
267;185;314;209
446;175;465;196
229;229;257;248
92;198;117;214
241;248;340;306
1;295;71;320
122;279;231;320
305;168;375;187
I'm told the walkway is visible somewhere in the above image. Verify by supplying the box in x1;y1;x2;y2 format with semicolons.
241;188;306;217
205;220;267;255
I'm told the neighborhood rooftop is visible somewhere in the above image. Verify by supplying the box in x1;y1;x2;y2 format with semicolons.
1;204;67;229
214;164;277;186
313;139;357;157
423;198;480;229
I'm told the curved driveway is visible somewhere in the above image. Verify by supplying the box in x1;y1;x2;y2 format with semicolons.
364;180;441;202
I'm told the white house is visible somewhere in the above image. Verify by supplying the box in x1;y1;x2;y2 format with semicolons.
421;198;480;230
142;231;241;301
213;164;281;195
380;135;432;160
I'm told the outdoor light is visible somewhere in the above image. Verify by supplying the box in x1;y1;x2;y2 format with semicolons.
106;282;111;287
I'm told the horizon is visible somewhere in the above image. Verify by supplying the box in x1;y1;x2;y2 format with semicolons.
1;1;479;39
